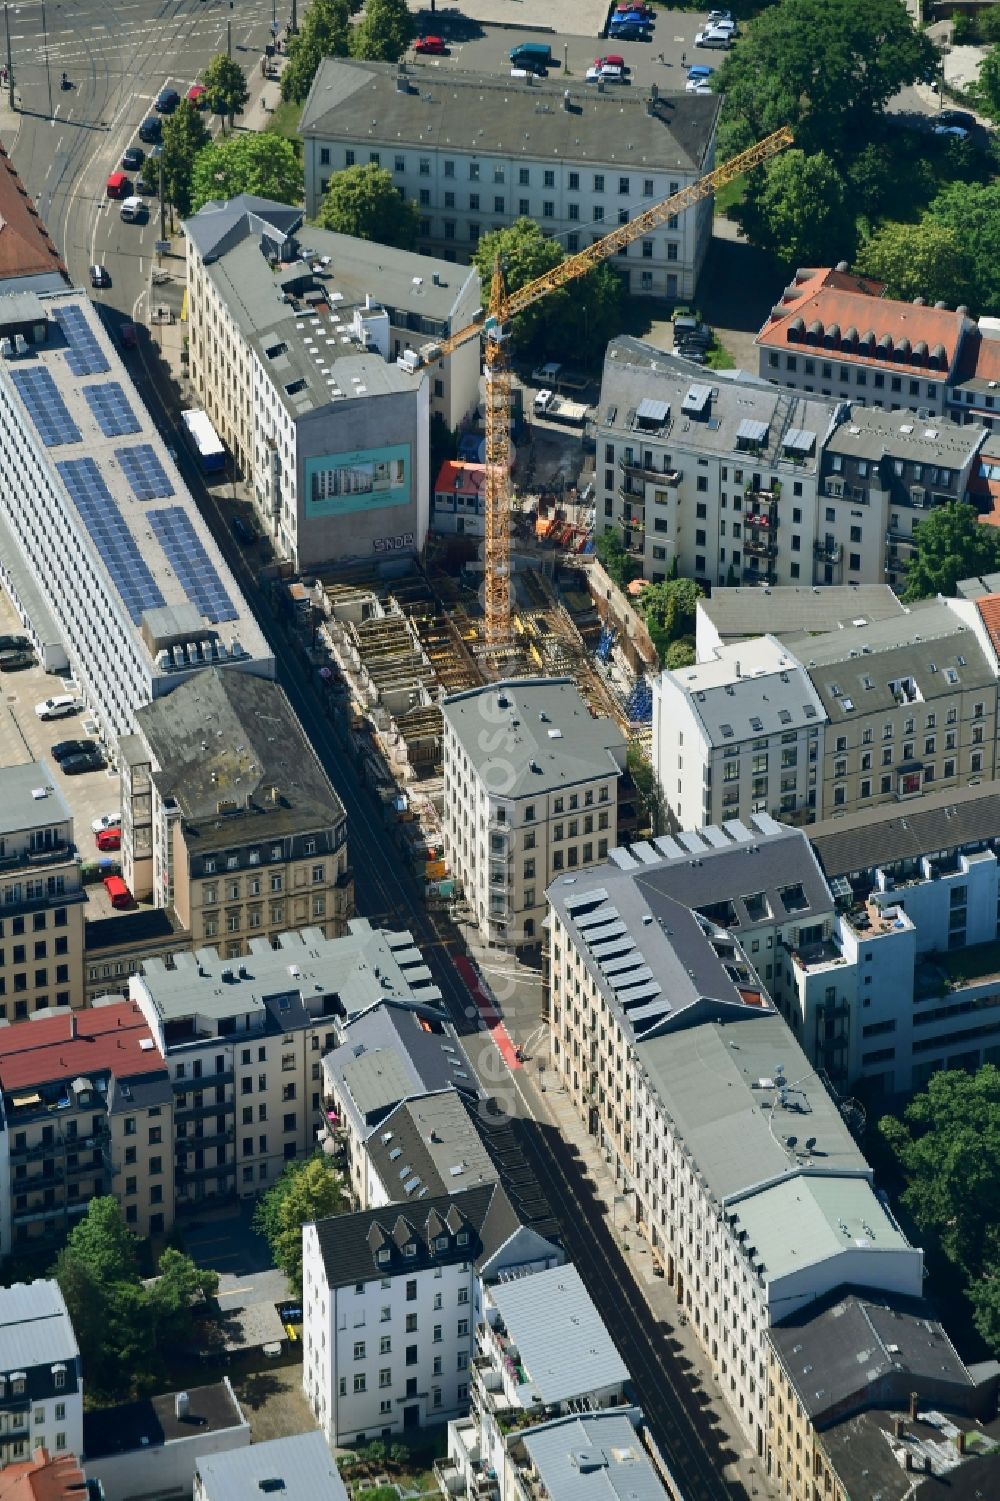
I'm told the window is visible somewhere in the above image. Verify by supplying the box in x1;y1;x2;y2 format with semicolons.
354;1374;366;1393
354;1340;366;1361
457;1318;470;1337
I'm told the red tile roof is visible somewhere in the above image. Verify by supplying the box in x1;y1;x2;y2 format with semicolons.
434;459;487;500
756;265;967;377
953;328;1000;391
975;595;1000;652
0;1450;87;1501
0;1001;163;1092
0;146;68;284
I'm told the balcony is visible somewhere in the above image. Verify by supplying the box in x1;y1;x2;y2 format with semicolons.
0;840;74;871
176;1158;237;1184
175;1098;235;1124
173;1071;234;1091
813;541;842;563
616;483;646;507
743;535;777;559
742;566;777;586
12;1165;65;1192
745;483;780;503
434;1460;465;1498
885;526;916;548
618;455;679;483
176;1127;235;1152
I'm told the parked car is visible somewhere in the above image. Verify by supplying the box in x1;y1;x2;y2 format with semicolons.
615;1;655;16
937;109;974;128
89;263;111;288
35;695;78;721
138;115;162;143
614;8;654;24
707;7;733;20
92;812;121;835
120;323;138;350
96;828;122;852
0;649;34;670
586;64;628;84
687;65;714;80
609;22;650;40
52;738;99;761
695;28;731;48
62;750;105;775
414;35;448;55
686;79;712;92
103;875;132;909
594;54;626;70
155;87;180;113
186;83;207;107
934;124;969;140
121;145;145;171
0;634;30;652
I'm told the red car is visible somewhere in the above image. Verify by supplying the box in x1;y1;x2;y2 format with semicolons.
186;83;207;107
96;828;121;852
594;54;627;70
615;1;654;13
414;36;448;55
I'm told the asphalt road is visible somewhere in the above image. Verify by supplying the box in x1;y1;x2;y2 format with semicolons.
7;0;282;321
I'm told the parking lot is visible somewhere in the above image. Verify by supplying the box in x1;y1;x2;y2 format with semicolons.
407;9;730;90
0;589;122;916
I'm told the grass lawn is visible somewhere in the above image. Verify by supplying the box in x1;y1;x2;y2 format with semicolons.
265;98;303;147
705;335;736;369
714;173;746;216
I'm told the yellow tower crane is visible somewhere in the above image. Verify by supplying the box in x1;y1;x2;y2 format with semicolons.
414;125;794;656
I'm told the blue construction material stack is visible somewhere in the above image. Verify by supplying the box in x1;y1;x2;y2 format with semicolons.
626;677;653;722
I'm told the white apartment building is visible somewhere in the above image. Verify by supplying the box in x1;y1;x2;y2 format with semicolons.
546;856;924;1459
185;197;478;570
302;1182;563;1446
653;634;826;830
0;290;273;746
132;920;440;1210
441;679;625;948
596;338;838;587
0;1281;83;1469
300;62;720;302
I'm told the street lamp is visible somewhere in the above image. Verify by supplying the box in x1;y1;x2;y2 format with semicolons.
40;0;52;118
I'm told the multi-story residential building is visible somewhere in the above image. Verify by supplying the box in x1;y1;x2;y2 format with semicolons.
132;920;438;1211
0;291;273;746
546;855;924;1459
0;142;69;297
948;317;1000;432
652;634;826;829
431;460;487;539
0;1002;175;1248
322;1002;478;1205
0;1281;82;1469
83;1379;250;1501
755;265;967;416
815;405;986;593
300;63;720;302
695;583;906;660
799;598;997;817
302;1182;564;1446
194;1432;347;1501
83;909;191;1005
130;667;351;946
441;679;625;948
596;338;838;587
185;197;470;570
360;1091;498;1210
767;1291;998;1501
0;763;85;1019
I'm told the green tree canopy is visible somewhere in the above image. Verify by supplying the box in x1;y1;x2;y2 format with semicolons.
61;1194;139;1283
253;1154;347;1296
191;133;303;212
200;53;250;130
900;500;1000;602
927;181;1000;314
161;99;211;221
641;578;702;664
976;43;1000;121
716;0;936;160
280;0;350;104
350;0;413;62
594;527;638;591
855;220;974;307
735;149;854;267
665;637;696;670
148;1248;220;1346
317;163;420;250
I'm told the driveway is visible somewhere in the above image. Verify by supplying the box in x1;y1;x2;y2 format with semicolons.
180;1198;277;1277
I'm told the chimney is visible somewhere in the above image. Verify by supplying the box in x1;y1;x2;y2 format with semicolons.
904;1453;915;1472
70;1013;77;1040
955;1430;967;1455
908;1391;918;1422
893;1417;906;1440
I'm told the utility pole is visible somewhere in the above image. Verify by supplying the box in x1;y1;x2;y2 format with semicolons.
3;4;14;112
290;0;297;35
158;158;166;244
227;18;232;58
40;0;52;118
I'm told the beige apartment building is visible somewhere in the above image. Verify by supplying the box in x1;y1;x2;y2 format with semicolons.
0;762;85;1020
132;668;351;957
0;1000;176;1254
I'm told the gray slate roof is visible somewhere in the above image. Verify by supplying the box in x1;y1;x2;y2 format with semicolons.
521;1411;668;1501
0;1280;78;1372
807;780;1000;878
326;999;479;1127
667;635;826;748
699;585;906;646
795;600;994;721
442;678;625;799
0;762;71;839
365;1090;498;1200
195;1432;347;1501
301;62;721;174
488;1264;629;1406
823;404;985;467
137;667;345;849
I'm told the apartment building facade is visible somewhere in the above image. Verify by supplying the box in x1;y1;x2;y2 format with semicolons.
132;668;351;951
300;62;720;302
441;679;625;948
0;1281;82;1470
653;634;826;829
546;853;923;1459
302;1183;563;1446
0;1003;175;1250
0;764;85;1020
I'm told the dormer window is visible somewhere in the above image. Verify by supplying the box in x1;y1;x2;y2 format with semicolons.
435;1235;449;1251
377;1248;390;1266
456;1232;469;1247
404;1243;416;1258
52;1365;66;1390
11;1375;25;1396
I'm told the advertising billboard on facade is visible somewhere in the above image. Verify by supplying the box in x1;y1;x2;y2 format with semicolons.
304;444;411;518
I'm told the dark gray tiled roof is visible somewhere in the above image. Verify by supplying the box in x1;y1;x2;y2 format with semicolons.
365;1090;498;1199
808;781;1000;878
700;585;906;644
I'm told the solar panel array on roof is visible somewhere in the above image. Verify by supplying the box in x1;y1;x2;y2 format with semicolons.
56;457;166;623
11;366;81;447
84;382;141;438
116;443;174;501
52;303;110;376
148;506;238;623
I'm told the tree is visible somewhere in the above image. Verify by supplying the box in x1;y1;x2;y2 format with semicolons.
977;43;1000;120
317;163;420;250
350;0;413;63
927;181;1000;314
900;500;1000;602
191;133;303;212
280;0;350;104
61;1195;139;1284
640;578;702;664
160;100;211;221
253;1154;347;1296
149;1248;220;1347
716;0;937;160
200;53;250;131
594;528;638;591
735;149;854;266
665;637;696;670
855;221;973;308
474;219;563;349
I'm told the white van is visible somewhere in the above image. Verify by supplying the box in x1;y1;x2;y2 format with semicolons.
694;28;731;48
120;195;147;223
